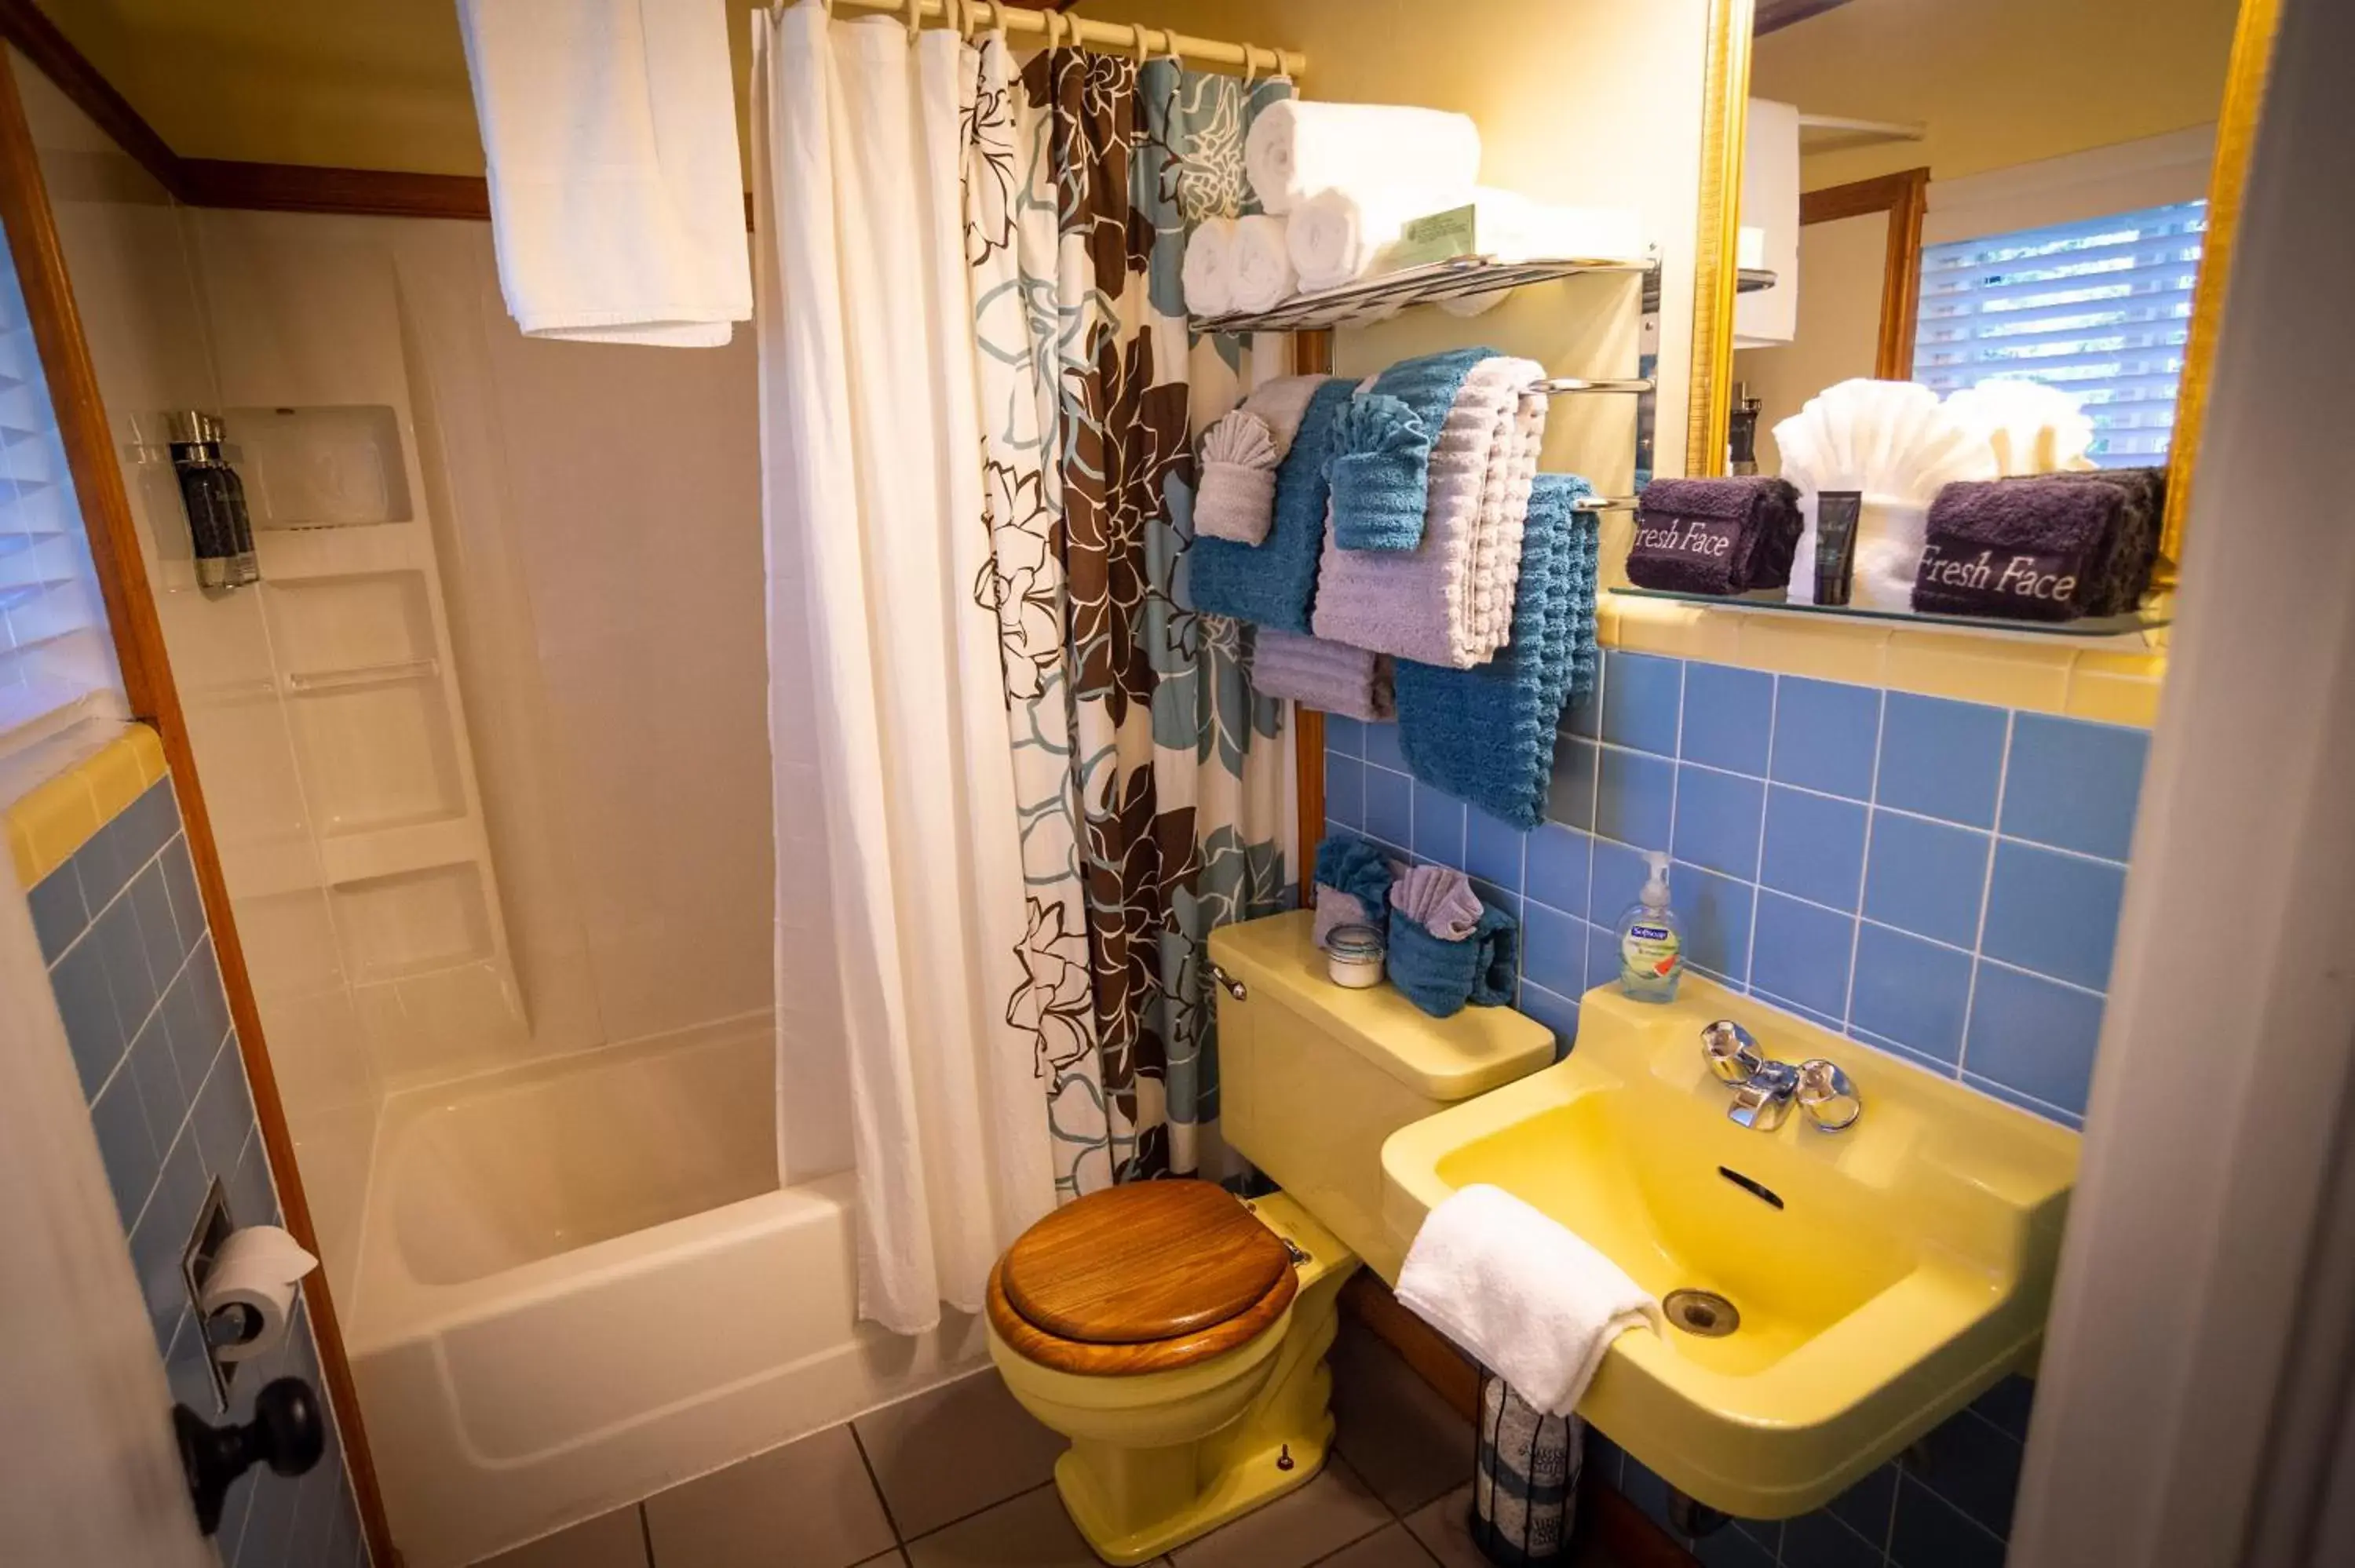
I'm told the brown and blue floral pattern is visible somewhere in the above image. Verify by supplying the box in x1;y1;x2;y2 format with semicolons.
966;37;1291;1192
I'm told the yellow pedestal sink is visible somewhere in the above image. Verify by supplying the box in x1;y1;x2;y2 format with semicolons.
1380;975;2079;1519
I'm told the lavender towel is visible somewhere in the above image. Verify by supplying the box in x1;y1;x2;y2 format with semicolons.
1311;355;1549;668
1196;375;1340;546
1915;477;2127;622
1390;863;1484;941
1313;886;1375;946
1253;628;1394;721
1626;476;1803;596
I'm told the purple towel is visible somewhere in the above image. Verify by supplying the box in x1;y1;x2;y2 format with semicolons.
1915;477;2129;622
2029;467;2166;614
1626;477;1803;596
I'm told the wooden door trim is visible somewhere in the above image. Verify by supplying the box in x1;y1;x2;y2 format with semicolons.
1287;331;1333;870
0;50;397;1568
1798;166;1930;381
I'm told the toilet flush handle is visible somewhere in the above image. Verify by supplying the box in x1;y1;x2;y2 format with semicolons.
1209;963;1247;1002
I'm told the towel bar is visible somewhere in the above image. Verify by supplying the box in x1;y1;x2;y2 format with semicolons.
1528;377;1653;396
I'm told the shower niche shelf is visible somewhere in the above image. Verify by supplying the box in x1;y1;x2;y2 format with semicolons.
221;405;412;529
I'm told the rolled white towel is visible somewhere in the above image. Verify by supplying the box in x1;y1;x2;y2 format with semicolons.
1243;99;1481;217
1228;213;1294;313
1182;217;1237;316
1287;184;1461;293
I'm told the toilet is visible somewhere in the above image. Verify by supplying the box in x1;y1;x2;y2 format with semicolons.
985;910;1554;1563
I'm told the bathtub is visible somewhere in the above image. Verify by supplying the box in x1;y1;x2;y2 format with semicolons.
345;1016;987;1566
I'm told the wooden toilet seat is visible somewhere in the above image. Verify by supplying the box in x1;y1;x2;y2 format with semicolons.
986;1181;1300;1376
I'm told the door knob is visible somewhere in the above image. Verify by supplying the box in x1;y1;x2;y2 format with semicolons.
174;1377;325;1535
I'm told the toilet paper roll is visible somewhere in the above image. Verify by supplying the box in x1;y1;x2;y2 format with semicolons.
198;1225;317;1364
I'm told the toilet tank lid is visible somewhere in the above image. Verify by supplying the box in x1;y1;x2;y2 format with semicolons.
1210;911;1554;1102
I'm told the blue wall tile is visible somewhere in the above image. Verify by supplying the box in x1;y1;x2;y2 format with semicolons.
1674;862;1754;984
1861;811;1991;949
1600;651;1682;755
1877;693;2007;826
93;895;160;1041
1324;714;1366;756
126;1012;188;1156
2002;713;2147;861
1672;764;1765;881
1849;923;1973;1063
1769;676;1879;800
160;836;204;940
1751;892;1856;1021
1588;838;1652;926
130;861;186;997
28;862;85;962
1547;735;1599;829
1364;719;1406;771
1680;663;1773;775
1585;921;1620;996
1981;841;2127;990
1524;822;1589;917
1411;780;1466;862
1759;786;1868;912
1364;764;1412;849
1595;746;1674;849
1324;753;1364;830
89;1069;159;1229
1465;808;1525;891
1966;962;2105;1115
1521;903;1586;998
52;933;126;1097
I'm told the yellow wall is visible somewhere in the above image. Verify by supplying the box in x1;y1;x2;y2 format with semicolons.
1754;0;2240;188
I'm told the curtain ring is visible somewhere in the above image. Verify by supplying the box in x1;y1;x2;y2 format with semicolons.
1131;24;1152;65
1241;44;1258;86
904;0;923;39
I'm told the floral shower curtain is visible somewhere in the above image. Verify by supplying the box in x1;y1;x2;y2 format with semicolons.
964;38;1291;1193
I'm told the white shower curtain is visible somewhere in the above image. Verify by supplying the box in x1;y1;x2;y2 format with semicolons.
751;2;1052;1334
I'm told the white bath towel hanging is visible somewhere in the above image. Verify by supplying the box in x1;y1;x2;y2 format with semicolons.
458;0;753;346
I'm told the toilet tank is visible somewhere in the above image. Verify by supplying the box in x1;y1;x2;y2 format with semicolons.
1210;910;1552;1284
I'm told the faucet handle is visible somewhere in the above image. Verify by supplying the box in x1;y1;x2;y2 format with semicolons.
1795;1059;1861;1131
1700;1020;1764;1084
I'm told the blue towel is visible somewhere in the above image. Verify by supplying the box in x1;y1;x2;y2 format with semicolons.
1188;378;1358;632
1328;348;1495;552
1314;833;1395;910
1393;475;1601;829
1387;899;1520;1018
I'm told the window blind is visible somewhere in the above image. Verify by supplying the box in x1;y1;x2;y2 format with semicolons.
1914;199;2206;468
0;245;122;746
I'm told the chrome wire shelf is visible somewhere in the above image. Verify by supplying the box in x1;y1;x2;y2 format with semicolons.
1608;585;2170;639
1192;253;1656;334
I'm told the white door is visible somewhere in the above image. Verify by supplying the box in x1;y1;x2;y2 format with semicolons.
0;882;215;1567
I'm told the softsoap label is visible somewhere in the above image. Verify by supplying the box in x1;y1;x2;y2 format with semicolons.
1622;922;1681;982
1632;513;1743;563
1918;542;2081;605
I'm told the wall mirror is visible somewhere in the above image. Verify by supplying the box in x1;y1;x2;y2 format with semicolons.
1686;0;2277;624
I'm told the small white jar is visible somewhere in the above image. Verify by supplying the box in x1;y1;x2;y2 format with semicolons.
1324;923;1386;989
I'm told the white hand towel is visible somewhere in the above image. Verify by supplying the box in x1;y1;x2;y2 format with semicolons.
458;0;751;347
1183;217;1238;316
1396;1183;1660;1418
1244;99;1482;217
1229;214;1295;313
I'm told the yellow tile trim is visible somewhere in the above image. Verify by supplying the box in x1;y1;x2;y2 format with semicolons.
4;724;171;889
1601;598;2165;727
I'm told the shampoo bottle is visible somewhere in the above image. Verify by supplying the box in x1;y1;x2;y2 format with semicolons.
1616;851;1685;1002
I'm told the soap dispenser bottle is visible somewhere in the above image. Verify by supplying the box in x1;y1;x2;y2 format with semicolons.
1616;851;1685;1002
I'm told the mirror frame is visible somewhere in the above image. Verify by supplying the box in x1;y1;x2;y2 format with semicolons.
1688;0;2284;575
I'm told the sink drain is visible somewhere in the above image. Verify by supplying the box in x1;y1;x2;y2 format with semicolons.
1663;1289;1740;1337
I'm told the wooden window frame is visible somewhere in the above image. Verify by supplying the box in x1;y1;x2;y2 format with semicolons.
1796;166;1931;381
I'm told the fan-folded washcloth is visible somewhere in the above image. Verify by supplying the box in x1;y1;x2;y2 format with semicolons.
2031;466;2165;614
1252;629;1394;721
1915;476;2140;622
1190;378;1356;630
1626;476;1804;596
1328;349;1494;551
1391;863;1485;941
1313;356;1549;667
1243;99;1481;217
1397;1183;1662;1418
1229;213;1293;314
1386;899;1517;1018
1181;217;1237;316
459;0;750;346
1395;475;1597;829
1196;376;1337;546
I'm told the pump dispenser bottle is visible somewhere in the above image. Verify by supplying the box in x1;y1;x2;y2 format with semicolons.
1616;851;1685;1002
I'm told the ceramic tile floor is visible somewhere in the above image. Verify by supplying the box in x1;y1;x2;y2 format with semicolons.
479;1320;1626;1568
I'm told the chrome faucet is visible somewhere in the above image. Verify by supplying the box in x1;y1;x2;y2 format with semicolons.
1700;1020;1861;1132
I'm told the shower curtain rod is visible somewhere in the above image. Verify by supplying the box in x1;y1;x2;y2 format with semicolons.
820;0;1308;78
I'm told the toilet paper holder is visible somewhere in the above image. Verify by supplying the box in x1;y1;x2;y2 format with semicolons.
179;1180;241;1412
178;1179;317;1413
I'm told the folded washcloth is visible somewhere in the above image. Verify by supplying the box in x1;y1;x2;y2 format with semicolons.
1189;378;1357;631
1182;216;1236;316
460;0;750;346
1329;349;1494;552
1315;834;1397;914
1395;475;1597;828
1915;476;2134;622
1386;899;1517;1018
1390;863;1484;941
2032;466;2165;614
1397;1183;1662;1418
1243;99;1482;217
1196;413;1282;545
1626;476;1804;596
1252;629;1395;721
1313;356;1548;667
1313;886;1376;946
1229;213;1294;313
